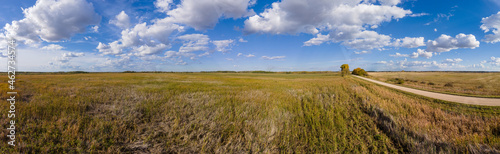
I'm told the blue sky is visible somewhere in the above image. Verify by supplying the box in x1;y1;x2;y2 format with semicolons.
0;0;500;72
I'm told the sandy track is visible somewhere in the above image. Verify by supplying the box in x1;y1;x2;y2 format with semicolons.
353;75;500;106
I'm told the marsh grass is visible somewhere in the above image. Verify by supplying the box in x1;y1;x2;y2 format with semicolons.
0;72;498;153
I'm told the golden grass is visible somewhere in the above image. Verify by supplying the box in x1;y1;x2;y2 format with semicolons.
0;72;498;153
369;72;500;97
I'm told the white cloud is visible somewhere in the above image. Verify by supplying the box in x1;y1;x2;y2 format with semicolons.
409;13;429;17
377;58;465;70
155;0;174;13
262;55;285;60
110;11;131;29
212;39;234;53
490;56;500;66
165;50;195;58
393;37;425;48
225;58;233;61
238;37;248;42
303;34;330;46
410;49;433;59
41;44;64;50
426;33;479;52
2;0;101;43
354;50;370;54
480;11;500;43
92;26;99;33
165;0;255;30
244;0;411;50
434;28;437;32
97;19;184;55
245;54;255;57
245;1;410;34
63;52;85;57
378;0;401;6
389;52;409;57
55;52;85;64
425;13;454;25
236;53;255;57
177;34;210;53
442;58;463;64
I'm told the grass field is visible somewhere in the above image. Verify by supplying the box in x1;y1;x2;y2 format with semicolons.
369;72;500;98
1;72;499;153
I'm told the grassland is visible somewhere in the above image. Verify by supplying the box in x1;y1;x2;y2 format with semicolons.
369;72;500;98
0;72;499;153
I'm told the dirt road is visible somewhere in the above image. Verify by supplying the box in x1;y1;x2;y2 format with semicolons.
353;75;500;106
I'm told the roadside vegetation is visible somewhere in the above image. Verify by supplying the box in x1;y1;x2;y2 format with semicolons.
369;72;500;98
352;68;368;76
0;72;498;153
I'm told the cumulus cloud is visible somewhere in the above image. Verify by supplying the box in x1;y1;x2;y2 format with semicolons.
92;26;99;33
41;44;64;50
110;11;131;29
490;56;500;66
393;37;425;48
426;33;479;52
389;52;409;57
410;49;433;59
480;11;500;43
97;19;184;56
155;0;174;13
244;0;411;50
212;39;234;53
262;56;285;60
3;0;101;43
177;34;210;53
303;34;330;46
55;52;85;64
165;0;255;30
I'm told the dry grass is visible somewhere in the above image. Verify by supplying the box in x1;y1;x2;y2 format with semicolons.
369;72;500;97
0;72;498;153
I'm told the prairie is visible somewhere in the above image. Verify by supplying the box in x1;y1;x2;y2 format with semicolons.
369;72;500;98
0;72;499;153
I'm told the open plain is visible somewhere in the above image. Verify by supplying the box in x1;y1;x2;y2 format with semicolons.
0;72;499;153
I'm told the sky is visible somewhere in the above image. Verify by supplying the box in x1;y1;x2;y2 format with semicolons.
0;0;499;72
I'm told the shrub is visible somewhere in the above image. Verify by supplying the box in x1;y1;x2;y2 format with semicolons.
444;83;454;87
428;82;435;85
352;68;368;76
388;78;405;84
420;81;426;84
340;64;350;77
